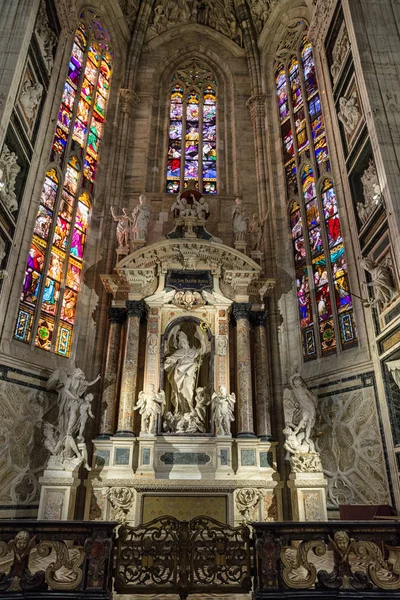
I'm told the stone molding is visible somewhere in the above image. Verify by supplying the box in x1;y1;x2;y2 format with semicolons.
55;0;78;34
89;478;279;491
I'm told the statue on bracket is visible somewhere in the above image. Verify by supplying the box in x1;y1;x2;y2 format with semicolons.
211;385;235;436
162;322;211;433
283;373;323;473
131;193;151;241
360;256;397;308
44;368;100;471
110;206;132;248
232;197;248;242
248;211;269;252
167;188;220;242
134;384;166;434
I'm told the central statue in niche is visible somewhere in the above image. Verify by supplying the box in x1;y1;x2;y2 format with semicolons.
162;321;211;434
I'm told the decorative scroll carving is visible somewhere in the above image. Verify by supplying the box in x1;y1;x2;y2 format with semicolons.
115;516;251;595
236;488;264;523
253;522;400;593
104;487;134;522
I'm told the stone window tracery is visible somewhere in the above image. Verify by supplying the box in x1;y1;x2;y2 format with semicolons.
166;60;217;195
14;10;113;358
275;32;357;360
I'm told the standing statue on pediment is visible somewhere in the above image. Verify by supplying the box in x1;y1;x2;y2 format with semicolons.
110;206;132;248
232;197;247;242
131;193;151;240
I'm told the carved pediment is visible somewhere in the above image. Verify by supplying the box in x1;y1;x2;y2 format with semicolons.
101;238;264;300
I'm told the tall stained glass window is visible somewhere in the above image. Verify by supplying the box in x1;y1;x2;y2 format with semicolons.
275;34;357;360
14;11;113;358
166;61;217;195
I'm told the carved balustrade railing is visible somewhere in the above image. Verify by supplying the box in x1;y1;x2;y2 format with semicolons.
253;521;400;598
114;515;252;599
0;520;115;597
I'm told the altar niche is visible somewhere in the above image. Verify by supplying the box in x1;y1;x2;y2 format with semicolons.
159;316;214;436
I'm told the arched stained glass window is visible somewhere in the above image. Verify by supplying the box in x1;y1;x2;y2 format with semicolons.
275;34;357;360
14;11;113;358
166;61;217;195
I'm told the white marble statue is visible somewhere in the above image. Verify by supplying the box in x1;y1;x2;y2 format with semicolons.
131;193;151;240
357;160;382;225
248;212;269;252
19;80;43;121
110;206;132;248
232;197;247;242
211;385;235;436
35;1;57;73
338;93;361;136
164;327;206;414
134;385;166;434
0;144;21;213
163;387;209;433
283;373;318;455
330;22;350;84
360;257;396;308
44;368;100;470
171;193;189;218
0;236;7;280
386;360;400;390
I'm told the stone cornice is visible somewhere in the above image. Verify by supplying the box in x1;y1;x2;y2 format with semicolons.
89;478;280;491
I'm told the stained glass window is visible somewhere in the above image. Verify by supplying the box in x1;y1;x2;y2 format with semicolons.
14;11;113;358
275;34;357;360
166;62;217;195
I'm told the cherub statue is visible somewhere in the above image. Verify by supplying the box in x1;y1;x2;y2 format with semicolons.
360;256;397;308
77;393;95;442
283;373;318;454
2;530;43;590
193;195;210;220
134;384;166;434
110;206;132;248
211;385;235;435
171;193;188;218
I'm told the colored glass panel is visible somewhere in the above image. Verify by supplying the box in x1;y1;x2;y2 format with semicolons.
295;106;308;152
15;14;111;358
289;57;303;111
281;119;294;163
301;38;318;98
276;64;289;122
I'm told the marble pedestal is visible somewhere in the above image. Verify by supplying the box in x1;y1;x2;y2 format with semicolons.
288;472;328;521
38;459;81;520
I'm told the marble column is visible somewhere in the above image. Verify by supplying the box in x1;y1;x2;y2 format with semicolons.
232;303;256;438
98;307;125;438
116;300;145;436
251;311;272;441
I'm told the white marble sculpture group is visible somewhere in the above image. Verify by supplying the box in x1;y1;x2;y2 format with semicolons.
283;373;323;473
111;193;151;248
44;368;100;471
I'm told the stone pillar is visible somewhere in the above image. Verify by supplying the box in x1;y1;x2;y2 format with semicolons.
116;300;145;436
232;303;256;438
251;311;272;441
98;307;125;438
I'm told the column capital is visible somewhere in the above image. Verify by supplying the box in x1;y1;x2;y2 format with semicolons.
108;307;126;324
250;310;268;327
119;88;140;116
246;94;267;121
126;299;145;319
232;302;252;321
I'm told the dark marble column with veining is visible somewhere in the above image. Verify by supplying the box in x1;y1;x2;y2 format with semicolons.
232;302;256;438
116;300;145;436
98;307;125;438
251;310;272;440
